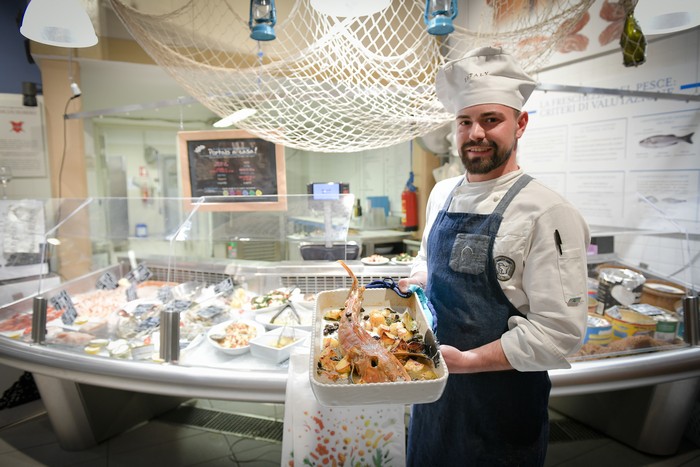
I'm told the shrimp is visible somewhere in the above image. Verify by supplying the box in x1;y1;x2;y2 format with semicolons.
336;260;411;383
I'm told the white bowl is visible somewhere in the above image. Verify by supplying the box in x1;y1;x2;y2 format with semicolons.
391;256;414;266
250;328;310;363
255;304;314;331
206;319;266;355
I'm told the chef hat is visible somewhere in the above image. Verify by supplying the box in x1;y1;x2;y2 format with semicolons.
435;46;538;114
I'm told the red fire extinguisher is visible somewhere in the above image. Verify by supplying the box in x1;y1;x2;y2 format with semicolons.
401;171;418;231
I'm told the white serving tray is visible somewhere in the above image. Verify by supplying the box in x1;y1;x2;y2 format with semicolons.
309;288;448;406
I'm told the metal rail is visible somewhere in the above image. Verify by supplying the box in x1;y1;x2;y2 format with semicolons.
64;83;700;121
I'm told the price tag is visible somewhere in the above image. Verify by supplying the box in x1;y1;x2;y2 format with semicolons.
167;300;193;312
157;286;174;304
214;277;234;295
50;290;78;325
197;305;224;320
95;271;118;290
126;282;138;302
124;263;153;284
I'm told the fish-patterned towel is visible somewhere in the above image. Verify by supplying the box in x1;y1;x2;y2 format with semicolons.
281;349;406;466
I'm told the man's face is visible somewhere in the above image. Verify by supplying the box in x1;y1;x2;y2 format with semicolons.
455;104;527;177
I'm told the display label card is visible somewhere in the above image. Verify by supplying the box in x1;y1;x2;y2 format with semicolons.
95;271;118;290
50;290;77;325
124;263;152;284
197;305;225;320
167;299;193;312
158;285;174;303
214;277;234;295
126;283;138;302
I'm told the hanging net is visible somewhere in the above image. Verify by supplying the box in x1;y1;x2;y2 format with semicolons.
109;0;594;152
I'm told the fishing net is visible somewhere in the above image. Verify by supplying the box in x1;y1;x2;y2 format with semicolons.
109;0;594;152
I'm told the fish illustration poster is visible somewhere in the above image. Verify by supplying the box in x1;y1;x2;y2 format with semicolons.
518;30;700;234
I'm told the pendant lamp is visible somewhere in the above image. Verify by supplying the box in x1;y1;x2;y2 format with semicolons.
249;0;277;41
20;0;97;48
424;0;458;36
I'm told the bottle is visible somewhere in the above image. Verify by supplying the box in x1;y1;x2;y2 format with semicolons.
353;199;363;218
620;11;646;67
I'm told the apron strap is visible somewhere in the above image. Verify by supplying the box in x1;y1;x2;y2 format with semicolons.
492;174;533;216
440;177;465;212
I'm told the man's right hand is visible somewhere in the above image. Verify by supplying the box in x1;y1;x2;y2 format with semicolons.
397;272;427;294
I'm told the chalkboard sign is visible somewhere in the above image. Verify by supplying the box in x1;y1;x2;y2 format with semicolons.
178;129;287;211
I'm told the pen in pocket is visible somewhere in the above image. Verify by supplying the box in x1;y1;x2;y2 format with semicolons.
554;230;563;255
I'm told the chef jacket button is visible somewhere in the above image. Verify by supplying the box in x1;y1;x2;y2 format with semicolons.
493;195;500;202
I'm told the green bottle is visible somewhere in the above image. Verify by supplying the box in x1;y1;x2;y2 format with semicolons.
620;11;646;67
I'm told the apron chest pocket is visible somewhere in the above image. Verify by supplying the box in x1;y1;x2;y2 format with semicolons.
449;233;490;274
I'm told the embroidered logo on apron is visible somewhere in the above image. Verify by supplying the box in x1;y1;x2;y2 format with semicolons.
494;256;516;281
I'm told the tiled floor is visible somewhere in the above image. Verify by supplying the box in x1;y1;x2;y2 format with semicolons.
1;398;699;467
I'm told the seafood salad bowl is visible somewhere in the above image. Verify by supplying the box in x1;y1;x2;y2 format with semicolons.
207;319;266;355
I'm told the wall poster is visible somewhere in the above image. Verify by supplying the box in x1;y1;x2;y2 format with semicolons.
0;93;47;177
178;129;287;212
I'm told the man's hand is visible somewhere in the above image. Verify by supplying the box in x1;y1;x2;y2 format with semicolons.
397;272;427;294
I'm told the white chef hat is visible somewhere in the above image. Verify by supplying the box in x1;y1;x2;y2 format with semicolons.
435;46;538;114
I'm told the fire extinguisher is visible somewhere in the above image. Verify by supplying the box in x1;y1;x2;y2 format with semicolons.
401;171;418;231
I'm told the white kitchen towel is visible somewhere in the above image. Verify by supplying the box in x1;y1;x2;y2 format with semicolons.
281;349;406;466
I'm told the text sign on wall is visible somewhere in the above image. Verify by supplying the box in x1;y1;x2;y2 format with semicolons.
178;130;287;211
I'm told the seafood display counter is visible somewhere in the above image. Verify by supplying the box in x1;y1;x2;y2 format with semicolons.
0;195;698;453
0;258;698;452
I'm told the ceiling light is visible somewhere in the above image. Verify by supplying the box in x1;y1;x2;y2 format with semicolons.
424;0;458;36
20;0;98;48
310;0;390;18
635;0;700;35
213;108;258;128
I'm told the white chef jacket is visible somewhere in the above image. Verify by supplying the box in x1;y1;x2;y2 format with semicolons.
411;169;590;371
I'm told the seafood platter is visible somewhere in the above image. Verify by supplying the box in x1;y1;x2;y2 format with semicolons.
309;261;447;406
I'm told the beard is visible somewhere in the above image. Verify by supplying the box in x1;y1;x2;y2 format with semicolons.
459;139;516;175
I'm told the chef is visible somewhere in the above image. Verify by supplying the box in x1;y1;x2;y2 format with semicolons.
398;46;590;466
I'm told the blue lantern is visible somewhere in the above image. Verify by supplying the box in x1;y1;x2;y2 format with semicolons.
424;0;458;36
249;0;277;41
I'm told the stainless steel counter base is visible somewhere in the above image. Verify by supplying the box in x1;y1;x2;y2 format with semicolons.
32;374;187;451
550;376;700;456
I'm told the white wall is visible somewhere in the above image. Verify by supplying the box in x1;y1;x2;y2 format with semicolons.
524;29;700;289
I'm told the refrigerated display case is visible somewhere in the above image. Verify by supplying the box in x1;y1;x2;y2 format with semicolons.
0;194;698;453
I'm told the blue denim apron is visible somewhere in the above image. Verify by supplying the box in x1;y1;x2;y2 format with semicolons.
407;174;550;467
